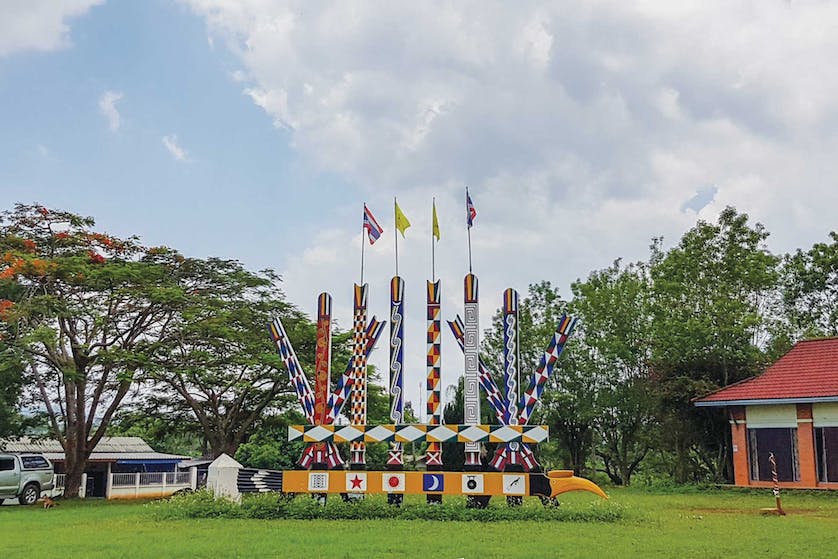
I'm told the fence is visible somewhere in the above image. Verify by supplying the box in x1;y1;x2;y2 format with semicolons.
111;471;191;487
51;470;193;499
49;473;85;498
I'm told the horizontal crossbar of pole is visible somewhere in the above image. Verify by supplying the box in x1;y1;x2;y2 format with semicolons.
288;424;549;444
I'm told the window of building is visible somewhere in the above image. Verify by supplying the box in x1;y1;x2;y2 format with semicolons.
815;427;838;483
747;428;799;482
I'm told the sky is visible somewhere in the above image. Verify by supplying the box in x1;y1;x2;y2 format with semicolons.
2;1;837;419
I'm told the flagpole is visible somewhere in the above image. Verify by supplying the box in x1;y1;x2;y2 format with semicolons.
361;203;366;285
394;197;399;277
432;197;436;282
466;188;473;274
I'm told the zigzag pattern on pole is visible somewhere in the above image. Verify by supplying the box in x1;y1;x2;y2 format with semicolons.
268;317;316;424
518;315;577;425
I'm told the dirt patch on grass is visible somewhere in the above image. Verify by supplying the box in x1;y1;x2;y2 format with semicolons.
686;506;828;517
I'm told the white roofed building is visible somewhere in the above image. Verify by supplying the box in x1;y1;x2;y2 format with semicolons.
1;436;192;499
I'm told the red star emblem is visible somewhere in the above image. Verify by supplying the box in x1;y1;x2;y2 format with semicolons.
350;475;364;489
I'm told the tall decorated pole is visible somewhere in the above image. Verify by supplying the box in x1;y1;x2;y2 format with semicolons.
463;273;481;468
463;189;481;470
312;293;334;469
502;289;521;428
426;199;443;465
350;204;384;469
501;288;524;505
387;200;411;505
425;279;443;504
349;283;369;468
388;276;405;465
425;281;443;465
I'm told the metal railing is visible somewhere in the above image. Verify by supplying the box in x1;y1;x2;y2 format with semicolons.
111;471;191;487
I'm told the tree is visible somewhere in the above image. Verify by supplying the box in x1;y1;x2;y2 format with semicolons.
0;347;24;438
649;207;779;482
781;231;838;338
570;260;655;485
0;281;26;437
0;204;187;497
142;258;326;458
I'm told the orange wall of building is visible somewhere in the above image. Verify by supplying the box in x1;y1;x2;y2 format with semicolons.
729;403;831;490
796;404;817;487
728;407;750;486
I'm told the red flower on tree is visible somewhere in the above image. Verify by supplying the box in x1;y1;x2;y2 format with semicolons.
88;251;106;264
0;299;14;321
37;207;49;217
22;239;36;253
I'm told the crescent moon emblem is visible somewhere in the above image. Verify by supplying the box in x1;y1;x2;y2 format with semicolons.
427;474;440;491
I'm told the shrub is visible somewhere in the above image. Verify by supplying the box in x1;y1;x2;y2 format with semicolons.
150;491;625;522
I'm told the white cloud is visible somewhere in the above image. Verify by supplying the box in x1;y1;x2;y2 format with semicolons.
186;1;838;411
0;0;103;57
98;91;124;132
162;134;189;162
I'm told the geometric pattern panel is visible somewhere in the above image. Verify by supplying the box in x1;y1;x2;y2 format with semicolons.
237;468;607;500
288;424;549;444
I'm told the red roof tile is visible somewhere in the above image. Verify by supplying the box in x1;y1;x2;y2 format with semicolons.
695;337;838;405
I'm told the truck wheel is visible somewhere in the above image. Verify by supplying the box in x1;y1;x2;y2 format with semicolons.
19;483;40;505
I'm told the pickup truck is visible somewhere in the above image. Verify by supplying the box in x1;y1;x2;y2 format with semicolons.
0;453;55;505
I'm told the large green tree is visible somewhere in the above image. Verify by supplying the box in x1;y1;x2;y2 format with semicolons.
141;258;309;458
0;204;188;497
569;260;655;485
649;207;778;482
781;231;838;338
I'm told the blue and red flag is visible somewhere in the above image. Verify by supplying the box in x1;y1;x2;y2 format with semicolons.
363;204;384;245
466;190;477;228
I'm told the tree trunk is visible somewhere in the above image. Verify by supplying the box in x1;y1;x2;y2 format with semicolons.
63;446;88;498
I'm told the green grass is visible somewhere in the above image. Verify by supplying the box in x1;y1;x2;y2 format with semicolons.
1;487;837;559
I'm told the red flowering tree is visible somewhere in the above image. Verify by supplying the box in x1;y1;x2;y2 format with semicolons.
0;204;188;497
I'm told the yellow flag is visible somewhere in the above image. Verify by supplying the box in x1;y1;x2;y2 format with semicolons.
395;200;411;237
432;200;440;240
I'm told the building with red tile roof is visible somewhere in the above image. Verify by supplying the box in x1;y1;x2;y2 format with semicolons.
695;337;838;489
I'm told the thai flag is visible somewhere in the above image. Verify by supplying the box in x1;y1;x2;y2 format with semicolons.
363;204;384;245
466;190;477;227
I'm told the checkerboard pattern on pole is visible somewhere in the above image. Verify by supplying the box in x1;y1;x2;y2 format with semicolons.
349;284;369;466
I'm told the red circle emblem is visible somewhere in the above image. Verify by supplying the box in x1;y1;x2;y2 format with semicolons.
388;476;400;488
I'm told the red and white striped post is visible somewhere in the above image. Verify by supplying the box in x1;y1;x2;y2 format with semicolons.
768;452;786;516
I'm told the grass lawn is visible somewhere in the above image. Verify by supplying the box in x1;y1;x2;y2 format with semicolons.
1;487;836;559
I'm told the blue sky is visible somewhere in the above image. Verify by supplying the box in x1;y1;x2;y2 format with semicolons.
0;0;352;272
3;1;838;415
